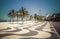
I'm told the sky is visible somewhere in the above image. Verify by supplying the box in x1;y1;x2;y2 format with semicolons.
0;0;60;20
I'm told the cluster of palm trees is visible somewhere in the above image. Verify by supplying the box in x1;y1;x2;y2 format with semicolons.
34;14;43;22
8;7;29;24
8;7;44;24
8;9;15;23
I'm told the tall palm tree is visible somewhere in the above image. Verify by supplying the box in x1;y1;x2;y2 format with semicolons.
16;10;23;24
19;7;29;24
34;13;37;22
12;10;15;22
19;8;24;24
8;11;12;23
24;11;29;21
21;7;26;24
24;11;29;23
16;11;19;23
8;9;15;23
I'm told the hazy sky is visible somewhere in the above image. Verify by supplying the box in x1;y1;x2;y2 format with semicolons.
0;0;60;20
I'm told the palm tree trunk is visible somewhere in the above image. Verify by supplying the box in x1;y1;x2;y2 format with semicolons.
22;16;23;24
17;16;18;24
35;18;37;23
26;17;27;24
10;16;11;24
11;17;13;24
13;17;14;24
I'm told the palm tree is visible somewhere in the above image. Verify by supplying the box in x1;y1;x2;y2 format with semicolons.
34;14;41;22
8;9;15;23
19;8;24;24
24;11;29;21
29;15;33;20
12;10;15;22
34;13;37;22
16;11;19;23
8;11;12;23
37;15;40;21
19;7;29;24
16;10;23;24
24;11;29;23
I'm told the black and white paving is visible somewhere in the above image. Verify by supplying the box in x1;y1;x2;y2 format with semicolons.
0;21;59;39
